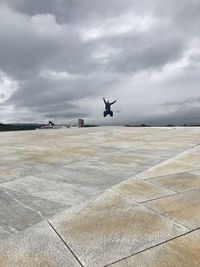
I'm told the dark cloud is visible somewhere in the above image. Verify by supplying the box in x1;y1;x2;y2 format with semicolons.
149;105;200;126
103;28;185;73
5;72;117;119
155;0;200;34
163;98;200;107
5;0;55;16
6;0;147;24
0;0;200;124
45;111;89;119
0;5;89;79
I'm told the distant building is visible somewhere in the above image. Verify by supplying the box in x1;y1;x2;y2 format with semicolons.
78;119;84;128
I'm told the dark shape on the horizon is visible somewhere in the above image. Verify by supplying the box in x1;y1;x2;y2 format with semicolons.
103;97;117;117
0;123;41;131
49;121;55;126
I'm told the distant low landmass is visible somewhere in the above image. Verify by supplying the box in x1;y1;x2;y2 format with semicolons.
1;122;200;132
0;123;43;131
125;124;200;127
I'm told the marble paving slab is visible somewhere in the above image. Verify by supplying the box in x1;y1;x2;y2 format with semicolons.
0;221;81;267
0;187;67;234
0;227;11;240
39;166;127;190
50;190;188;267
137;159;198;179
1;126;200;240
0;176;102;205
147;172;200;192
110;229;200;267
112;177;175;202
145;189;200;230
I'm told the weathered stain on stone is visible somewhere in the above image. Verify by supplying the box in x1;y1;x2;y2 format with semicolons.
176;149;200;166
0;167;23;177
62;207;165;238
51;190;186;267
145;189;200;229
0;252;55;267
0;221;80;267
148;172;200;192
113;178;174;202
139;159;197;179
18;146;100;163
111;230;200;267
0;127;200;266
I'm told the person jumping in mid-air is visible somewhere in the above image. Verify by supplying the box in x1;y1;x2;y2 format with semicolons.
103;97;117;117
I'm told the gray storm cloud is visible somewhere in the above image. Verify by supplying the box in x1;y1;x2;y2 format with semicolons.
0;0;200;124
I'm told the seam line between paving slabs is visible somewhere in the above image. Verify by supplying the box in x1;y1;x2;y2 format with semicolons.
111;188;191;230
138;167;200;180
132;176;179;195
135;143;200;179
193;143;200;148
0;185;72;209
112;187;194;230
142;167;200;181
104;227;200;267
54;142;200;267
112;178;178;202
140;186;200;203
47;220;85;267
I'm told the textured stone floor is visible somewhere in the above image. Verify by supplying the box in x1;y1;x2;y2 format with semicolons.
0;127;200;266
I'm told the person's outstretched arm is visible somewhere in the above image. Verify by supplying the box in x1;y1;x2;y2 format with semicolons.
103;97;106;104
110;100;117;105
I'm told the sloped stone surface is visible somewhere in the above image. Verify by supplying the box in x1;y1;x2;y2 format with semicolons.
0;221;81;267
145;189;200;229
111;230;200;267
148;172;200;192
50;190;187;267
112;177;174;202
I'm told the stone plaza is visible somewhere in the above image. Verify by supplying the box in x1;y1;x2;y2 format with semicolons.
0;127;200;266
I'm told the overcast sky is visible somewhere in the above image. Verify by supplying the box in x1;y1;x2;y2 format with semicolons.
0;0;200;125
